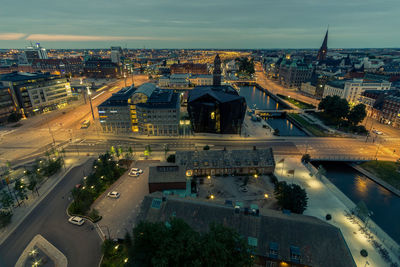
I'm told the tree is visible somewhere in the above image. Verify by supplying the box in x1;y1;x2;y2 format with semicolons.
347;103;366;126
235;57;255;76
144;145;152;157
167;154;175;163
14;179;27;202
203;145;210;150
130;218;253;267
274;181;308;214
0;191;14;213
301;154;311;163
27;171;40;197
318;95;350;123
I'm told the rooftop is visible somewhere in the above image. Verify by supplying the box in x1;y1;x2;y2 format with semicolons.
98;86;136;107
137;193;356;267
188;85;245;104
148;165;187;184
0;71;52;82
136;89;179;109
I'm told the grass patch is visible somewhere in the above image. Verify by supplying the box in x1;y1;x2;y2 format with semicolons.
312;112;368;135
287;113;332;137
359;161;400;190
277;94;316;109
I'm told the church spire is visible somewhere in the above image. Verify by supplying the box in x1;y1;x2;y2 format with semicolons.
317;28;328;61
213;54;222;86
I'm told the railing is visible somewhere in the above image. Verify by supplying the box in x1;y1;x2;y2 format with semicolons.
310;155;374;162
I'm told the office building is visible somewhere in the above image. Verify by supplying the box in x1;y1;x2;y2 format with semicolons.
110;46;123;65
0;85;17;123
188;85;246;134
323;79;391;104
138;193;356;267
136;89;180;136
130;83;157;132
98;86;136;133
24;43;48;63
32;58;83;75
0;72;72;116
278;59;313;88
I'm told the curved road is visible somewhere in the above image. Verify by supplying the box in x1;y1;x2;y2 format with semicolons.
0;159;101;267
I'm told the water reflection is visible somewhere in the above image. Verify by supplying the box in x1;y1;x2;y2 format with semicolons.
313;161;400;244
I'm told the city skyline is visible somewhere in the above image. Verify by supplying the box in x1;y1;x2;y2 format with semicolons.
1;0;399;49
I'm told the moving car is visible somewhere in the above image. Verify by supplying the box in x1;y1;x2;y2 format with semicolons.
107;191;120;198
68;216;85;226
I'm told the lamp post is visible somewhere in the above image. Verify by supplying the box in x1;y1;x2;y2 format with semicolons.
124;72;127;87
87;86;95;121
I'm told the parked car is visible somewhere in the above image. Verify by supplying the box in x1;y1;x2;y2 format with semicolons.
107;191;120;199
128;170;139;177
68;216;85;226
130;168;143;174
373;129;383;135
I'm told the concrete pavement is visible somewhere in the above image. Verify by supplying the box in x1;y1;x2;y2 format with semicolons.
274;156;399;267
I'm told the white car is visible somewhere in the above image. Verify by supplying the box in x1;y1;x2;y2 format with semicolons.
68;216;85;226
128;170;139;177
373;130;383;135
130;168;143;174
107;191;120;198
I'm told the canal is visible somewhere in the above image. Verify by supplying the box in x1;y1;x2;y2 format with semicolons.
313;161;400;245
239;86;306;136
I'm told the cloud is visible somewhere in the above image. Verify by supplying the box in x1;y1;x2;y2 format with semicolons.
25;34;181;42
0;33;27;40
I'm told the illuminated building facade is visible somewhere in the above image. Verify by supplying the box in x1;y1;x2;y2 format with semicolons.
0;85;17;123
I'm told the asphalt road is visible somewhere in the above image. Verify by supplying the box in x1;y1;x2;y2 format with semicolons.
0;159;102;267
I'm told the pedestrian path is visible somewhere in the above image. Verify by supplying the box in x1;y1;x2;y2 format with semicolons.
274;156;399;267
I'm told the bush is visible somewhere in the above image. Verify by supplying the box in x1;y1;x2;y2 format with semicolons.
274;181;308;214
167;154;176;163
88;208;101;222
0;210;13;228
360;249;368;257
203;145;210;150
326;214;332;220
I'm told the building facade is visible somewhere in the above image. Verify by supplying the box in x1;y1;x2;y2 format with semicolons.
0;72;72;116
188;85;246;134
83;58;119;78
170;63;208;75
136;89;180;136
98;86;136;133
31;58;83;75
130;83;157;132
278;60;313;88
0;85;17;123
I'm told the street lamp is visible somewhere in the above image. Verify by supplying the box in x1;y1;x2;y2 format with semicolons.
87;86;95;121
124;72;127;87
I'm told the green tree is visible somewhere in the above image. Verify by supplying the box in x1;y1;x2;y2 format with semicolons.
318;95;350;123
167;154;175;163
235;57;255;76
203;145;210;150
144;145;152;157
347;103;366;126
0;191;14;213
110;146;116;157
27;171;40;197
130;218;253;267
14;179;27;201
274;181;308;214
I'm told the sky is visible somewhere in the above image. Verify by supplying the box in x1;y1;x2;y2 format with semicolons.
0;0;399;49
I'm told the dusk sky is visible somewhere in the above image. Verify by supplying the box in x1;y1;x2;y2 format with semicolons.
1;0;399;49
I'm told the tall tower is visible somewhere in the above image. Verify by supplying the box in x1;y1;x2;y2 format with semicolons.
317;29;328;61
213;54;222;87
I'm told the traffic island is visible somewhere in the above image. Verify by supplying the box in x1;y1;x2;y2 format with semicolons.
15;234;67;267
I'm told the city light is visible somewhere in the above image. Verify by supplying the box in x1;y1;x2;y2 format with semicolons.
264;193;269;198
254;174;258;178
207;175;211;179
210;195;214;199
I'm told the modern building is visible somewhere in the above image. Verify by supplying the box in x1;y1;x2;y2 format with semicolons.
130;83;157;132
278;59;313;88
24;43;48;63
110;46;123;65
136;89;180;136
148;164;188;193
98;86;136;133
0;85;17;123
170;63;208;75
137;193;356;267
175;148;275;177
187;85;246;134
83;58;119;78
323;79;391;104
316;29;328;61
0;72;72;116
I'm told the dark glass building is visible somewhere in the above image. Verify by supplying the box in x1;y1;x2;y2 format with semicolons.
187;85;246;134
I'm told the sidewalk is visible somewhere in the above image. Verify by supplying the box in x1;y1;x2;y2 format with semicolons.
274;156;399;267
0;157;86;245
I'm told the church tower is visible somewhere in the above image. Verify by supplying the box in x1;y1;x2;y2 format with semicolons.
213;54;221;87
317;29;328;61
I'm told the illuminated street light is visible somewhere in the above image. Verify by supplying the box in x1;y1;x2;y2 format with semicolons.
210;195;215;199
82;186;86;190
114;245;119;250
207;175;211;179
124;258;128;263
91;185;94;189
87;86;95;121
264;193;269;199
84;176;87;180
254;174;258;178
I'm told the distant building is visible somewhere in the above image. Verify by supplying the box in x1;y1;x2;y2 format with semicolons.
316;29;328;61
110;46;123;65
98;86;136;133
187;85;246;134
136;89;180;136
137;193;356;267
31;58;83;75
323;79;391;104
278;59;313;88
380;92;400;127
0;72;72;116
170;63;208;75
24;43;48;63
0;85;17;123
83;58;119;78
213;54;222;86
176;148;275;176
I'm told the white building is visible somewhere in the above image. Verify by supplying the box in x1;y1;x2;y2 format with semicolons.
323;79;391;104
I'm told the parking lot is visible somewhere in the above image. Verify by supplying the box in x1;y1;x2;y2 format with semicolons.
93;160;159;239
197;174;278;212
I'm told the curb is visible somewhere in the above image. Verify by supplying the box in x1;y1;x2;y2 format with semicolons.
0;165;74;246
